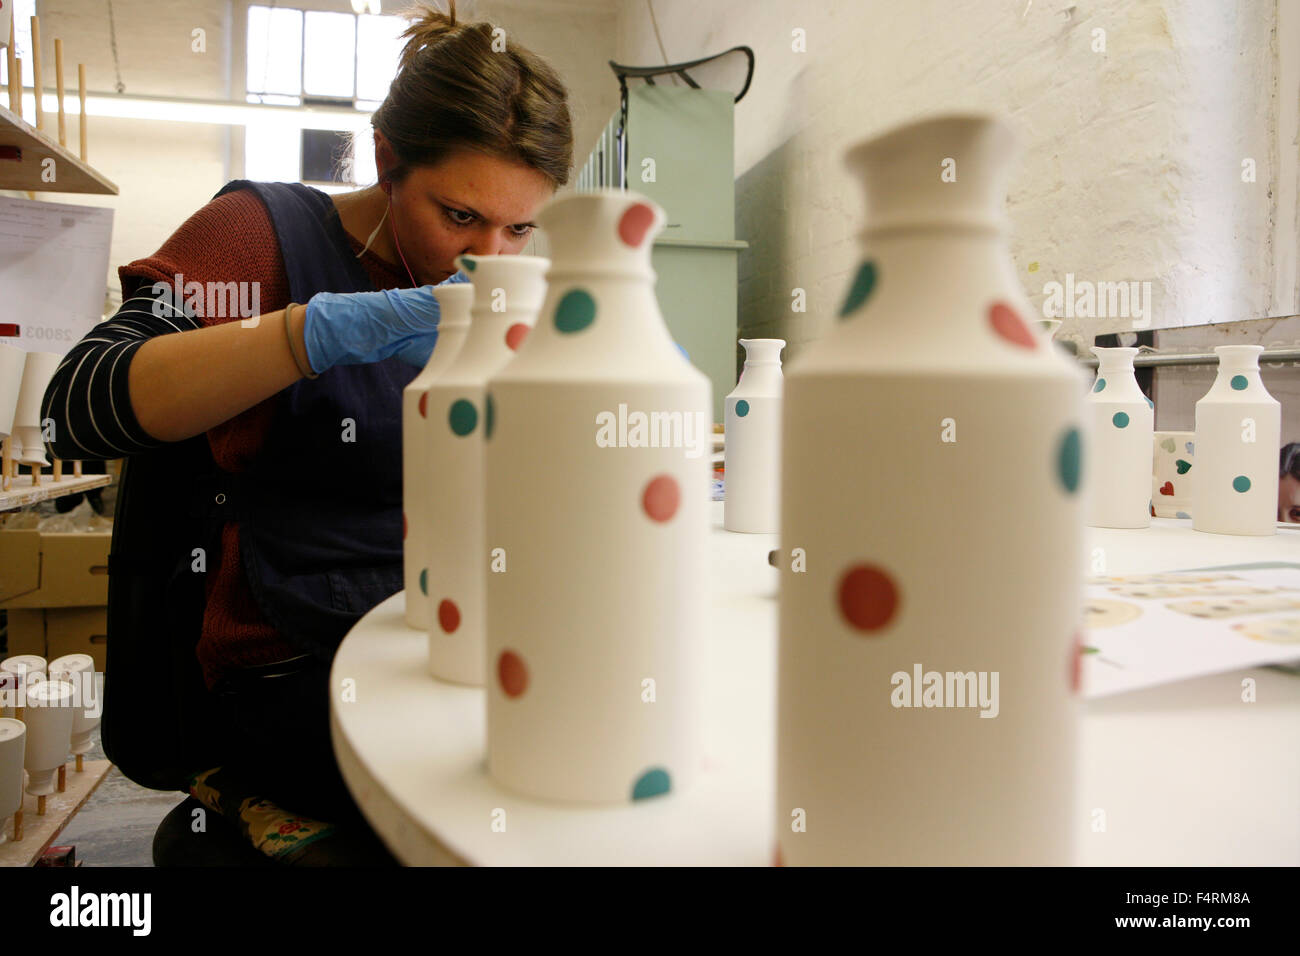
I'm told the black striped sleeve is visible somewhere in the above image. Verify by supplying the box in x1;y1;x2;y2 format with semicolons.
41;289;201;460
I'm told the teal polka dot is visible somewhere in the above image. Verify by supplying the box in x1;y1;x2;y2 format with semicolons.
1057;427;1081;494
1112;412;1129;429
419;569;428;596
554;289;596;333
1175;511;1190;519
1233;475;1251;493
838;261;877;318
460;258;476;272
1093;378;1106;393
1146;397;1154;409
631;767;671;801
448;399;477;436
735;399;750;418
485;393;494;439
1231;375;1248;391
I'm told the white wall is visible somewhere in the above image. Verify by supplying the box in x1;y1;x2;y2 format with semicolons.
5;0;234;311
613;0;1298;361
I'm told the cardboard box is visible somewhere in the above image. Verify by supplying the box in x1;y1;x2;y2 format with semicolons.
2;606;107;672
5;607;46;658
0;530;110;607
46;607;108;672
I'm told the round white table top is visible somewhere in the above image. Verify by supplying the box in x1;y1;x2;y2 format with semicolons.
331;507;1300;865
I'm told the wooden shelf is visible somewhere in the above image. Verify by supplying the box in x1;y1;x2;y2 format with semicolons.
0;760;112;867
0;102;117;195
0;474;111;512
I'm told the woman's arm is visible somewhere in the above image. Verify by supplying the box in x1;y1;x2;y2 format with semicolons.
43;280;446;459
40;290;307;459
127;305;305;443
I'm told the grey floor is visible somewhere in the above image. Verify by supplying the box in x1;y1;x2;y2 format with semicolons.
47;728;188;867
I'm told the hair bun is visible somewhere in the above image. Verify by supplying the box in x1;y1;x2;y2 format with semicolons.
398;1;462;74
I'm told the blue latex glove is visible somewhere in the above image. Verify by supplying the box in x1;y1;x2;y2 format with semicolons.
302;272;470;372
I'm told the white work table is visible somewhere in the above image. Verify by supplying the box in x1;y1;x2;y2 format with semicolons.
331;505;1300;866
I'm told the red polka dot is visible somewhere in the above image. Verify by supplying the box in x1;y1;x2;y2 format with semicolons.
505;323;529;350
838;564;900;632
498;650;528;698
642;474;680;522
1070;630;1083;694
418;392;428;418
438;599;461;633
618;202;656;248
988;302;1037;350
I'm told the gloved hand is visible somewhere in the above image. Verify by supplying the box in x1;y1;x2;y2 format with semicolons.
302;275;467;373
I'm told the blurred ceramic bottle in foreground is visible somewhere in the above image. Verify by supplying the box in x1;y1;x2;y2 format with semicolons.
777;114;1086;865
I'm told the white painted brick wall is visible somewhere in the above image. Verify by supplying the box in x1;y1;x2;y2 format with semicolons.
615;0;1295;379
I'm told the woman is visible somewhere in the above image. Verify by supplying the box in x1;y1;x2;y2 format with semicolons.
41;1;572;851
1280;443;1300;523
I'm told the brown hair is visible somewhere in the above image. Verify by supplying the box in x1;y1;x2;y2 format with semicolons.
370;1;573;188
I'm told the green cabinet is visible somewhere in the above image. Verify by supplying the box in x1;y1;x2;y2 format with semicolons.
578;86;746;422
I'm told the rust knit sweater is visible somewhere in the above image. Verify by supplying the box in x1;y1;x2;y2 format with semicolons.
118;188;410;689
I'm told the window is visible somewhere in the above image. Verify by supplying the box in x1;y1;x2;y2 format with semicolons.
244;4;406;187
0;0;38;89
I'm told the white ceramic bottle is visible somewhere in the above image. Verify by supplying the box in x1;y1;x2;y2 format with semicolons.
723;338;785;533
0;343;28;440
403;282;474;630
485;190;710;804
1191;345;1280;536
0;718;24;843
22;679;74;798
0;655;45;719
425;256;548;685
777;114;1086;866
47;654;100;760
11;351;61;467
1087;347;1153;528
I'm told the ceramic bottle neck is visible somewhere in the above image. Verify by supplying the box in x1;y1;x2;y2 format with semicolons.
853;231;1015;318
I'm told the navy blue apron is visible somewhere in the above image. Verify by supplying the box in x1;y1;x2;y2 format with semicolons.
211;180;422;663
105;180;444;792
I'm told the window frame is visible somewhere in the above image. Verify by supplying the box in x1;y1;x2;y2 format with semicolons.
238;0;403;186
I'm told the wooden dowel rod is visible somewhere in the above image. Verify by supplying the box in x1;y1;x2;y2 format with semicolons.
57;763;66;792
8;56;21;121
75;754;84;773
30;16;43;131
36;793;45;815
1;436;12;490
73;459;82;477
53;458;63;481
78;64;87;161
5;10;17;114
13;806;23;841
54;38;65;146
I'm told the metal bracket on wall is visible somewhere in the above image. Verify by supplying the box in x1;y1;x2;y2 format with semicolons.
605;46;755;194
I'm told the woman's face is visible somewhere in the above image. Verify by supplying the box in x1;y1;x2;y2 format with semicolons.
386;145;555;285
1279;473;1300;523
